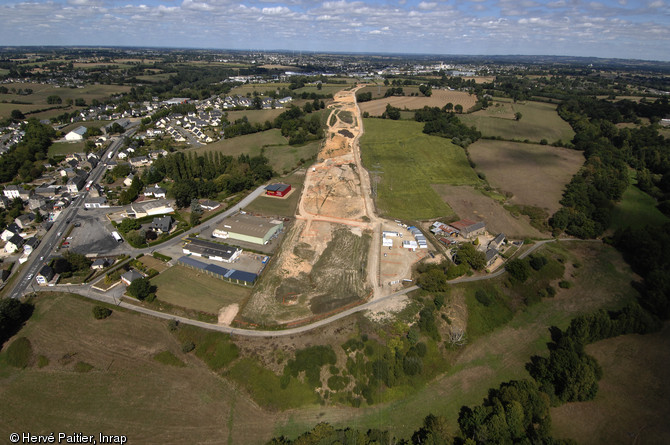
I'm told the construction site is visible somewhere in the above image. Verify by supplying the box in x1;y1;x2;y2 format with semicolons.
237;86;434;326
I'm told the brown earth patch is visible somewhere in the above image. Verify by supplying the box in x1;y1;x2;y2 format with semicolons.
359;90;477;116
432;184;544;239
551;323;670;445
468;140;584;214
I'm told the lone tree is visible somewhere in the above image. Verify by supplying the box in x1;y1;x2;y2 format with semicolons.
454;104;463;114
515;111;523;121
127;277;155;301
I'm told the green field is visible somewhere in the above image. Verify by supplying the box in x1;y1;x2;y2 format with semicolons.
360;118;480;220
48;141;86;156
229;83;291;97
152;266;252;314
225;108;284;125
460;100;575;143
244;171;306;217
0;83;130;119
609;184;669;231
196;129;321;175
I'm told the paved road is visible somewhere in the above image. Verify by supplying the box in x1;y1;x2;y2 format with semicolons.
33;238;596;338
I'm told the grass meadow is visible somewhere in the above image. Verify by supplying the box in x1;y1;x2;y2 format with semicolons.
194;129;321;174
360;118;481;220
609;184;669;232
48;141;86;156
0;82;130;120
459;100;575;143
151;266;252;314
0;293;276;445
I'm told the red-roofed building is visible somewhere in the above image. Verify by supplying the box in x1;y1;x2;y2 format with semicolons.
265;183;291;197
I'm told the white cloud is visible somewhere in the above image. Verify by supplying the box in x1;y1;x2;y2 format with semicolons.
262;5;291;14
182;0;214;11
418;1;437;10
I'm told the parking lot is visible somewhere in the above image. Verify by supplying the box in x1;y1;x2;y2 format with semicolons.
67;211;127;256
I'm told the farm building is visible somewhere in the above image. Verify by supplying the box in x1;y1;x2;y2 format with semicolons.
489;233;506;251
182;238;241;263
485;249;499;267
265;183;292;197
65;126;87;141
450;219;487;239
213;213;283;245
177;255;257;286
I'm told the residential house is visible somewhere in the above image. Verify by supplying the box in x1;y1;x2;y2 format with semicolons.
36;265;55;285
143;185;166;199
5;234;25;253
129;156;151;167
14;213;35;229
23;237;39;255
200;199;220;211
67;174;87;193
121;269;144;285
91;258;110;270
1;223;22;242
3;185;30;201
123;174;135;187
488;233;506;251
0;195;8;209
150;215;173;233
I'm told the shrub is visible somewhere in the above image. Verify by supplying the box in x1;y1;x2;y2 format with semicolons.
92;305;112;320
327;375;350;391
529;255;548;271
74;361;94;373
182;341;195;353
403;355;423;376
559;280;573;289
6;337;32;368
475;289;492;306
167;319;179;332
506;259;531;283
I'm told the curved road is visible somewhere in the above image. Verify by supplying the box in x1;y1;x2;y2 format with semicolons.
35;238;594;338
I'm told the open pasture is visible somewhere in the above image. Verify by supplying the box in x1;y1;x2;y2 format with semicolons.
0;293;273;445
460;100;575;143
360;118;480;220
151;265;252;315
359;89;477;116
225;108;284;125
48;141;86;156
551;323;670;444
195;129;320;174
0;82;130;119
432;184;544;239
609;183;669;231
468;139;584;214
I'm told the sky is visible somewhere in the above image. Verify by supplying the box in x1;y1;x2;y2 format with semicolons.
0;0;668;61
